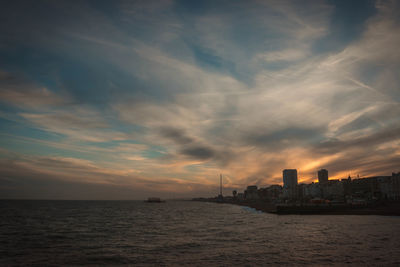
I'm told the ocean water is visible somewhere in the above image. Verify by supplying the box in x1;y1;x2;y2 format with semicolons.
1;200;400;266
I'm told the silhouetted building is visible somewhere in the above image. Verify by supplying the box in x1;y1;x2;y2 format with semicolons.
304;182;322;199
318;169;328;184
351;177;381;199
283;169;298;199
245;185;259;200
391;172;400;200
297;184;306;200
267;185;282;201
239;169;400;204
258;185;282;201
341;176;352;197
283;169;298;188
322;180;344;200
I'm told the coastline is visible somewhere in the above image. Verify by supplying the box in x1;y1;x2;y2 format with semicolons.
193;198;400;216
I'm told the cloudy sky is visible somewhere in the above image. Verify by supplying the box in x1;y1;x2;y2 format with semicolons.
0;0;399;199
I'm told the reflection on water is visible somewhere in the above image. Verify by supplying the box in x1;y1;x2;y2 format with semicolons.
1;200;400;266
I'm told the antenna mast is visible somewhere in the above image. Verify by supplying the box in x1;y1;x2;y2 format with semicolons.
220;174;223;196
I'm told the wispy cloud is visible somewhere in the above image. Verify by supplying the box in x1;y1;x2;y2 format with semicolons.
0;0;399;198
0;71;70;108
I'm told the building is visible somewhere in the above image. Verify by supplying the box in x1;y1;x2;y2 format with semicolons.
341;176;352;197
244;185;259;200
236;169;400;205
322;180;344;200
283;169;298;199
351;177;379;199
377;173;400;200
258;185;282;201
283;169;298;188
392;172;400;200
318;169;328;184
304;182;322;199
376;176;392;199
267;185;283;200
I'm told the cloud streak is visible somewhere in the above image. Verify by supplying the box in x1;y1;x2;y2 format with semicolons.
0;0;399;199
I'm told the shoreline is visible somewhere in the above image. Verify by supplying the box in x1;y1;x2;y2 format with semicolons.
193;198;400;216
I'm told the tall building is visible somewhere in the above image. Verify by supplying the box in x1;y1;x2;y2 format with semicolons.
318;169;328;184
283;169;298;199
283;169;298;188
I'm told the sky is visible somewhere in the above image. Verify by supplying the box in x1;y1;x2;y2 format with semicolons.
0;0;399;200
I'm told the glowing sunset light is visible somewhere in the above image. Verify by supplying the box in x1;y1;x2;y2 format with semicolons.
0;0;399;199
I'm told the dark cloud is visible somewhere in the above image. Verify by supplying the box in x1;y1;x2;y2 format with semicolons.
244;127;324;148
158;126;236;165
158;127;194;144
180;145;215;160
335;114;378;135
314;127;400;154
0;0;400;198
321;150;400;178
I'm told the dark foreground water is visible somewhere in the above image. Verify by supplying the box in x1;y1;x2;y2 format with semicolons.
1;200;400;266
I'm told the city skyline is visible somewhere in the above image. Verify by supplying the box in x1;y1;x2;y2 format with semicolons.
1;0;400;199
235;168;400;204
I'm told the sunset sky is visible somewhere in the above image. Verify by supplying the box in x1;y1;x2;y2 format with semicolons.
1;0;399;199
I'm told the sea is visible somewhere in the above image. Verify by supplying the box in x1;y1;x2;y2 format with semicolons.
1;200;400;266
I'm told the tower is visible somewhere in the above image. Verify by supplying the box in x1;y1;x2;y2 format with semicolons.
318;169;328;184
219;174;223;197
283;169;298;199
283;169;298;188
217;174;223;201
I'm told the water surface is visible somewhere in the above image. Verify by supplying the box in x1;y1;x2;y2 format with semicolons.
1;200;399;266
